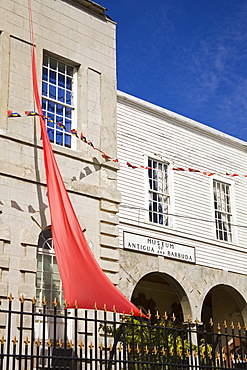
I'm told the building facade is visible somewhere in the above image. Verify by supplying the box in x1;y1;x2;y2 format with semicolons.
0;0;247;334
117;91;247;329
0;0;120;307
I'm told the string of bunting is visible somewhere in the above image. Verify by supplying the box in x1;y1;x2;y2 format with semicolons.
7;110;245;177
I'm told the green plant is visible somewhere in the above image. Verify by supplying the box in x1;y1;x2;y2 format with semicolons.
99;317;213;369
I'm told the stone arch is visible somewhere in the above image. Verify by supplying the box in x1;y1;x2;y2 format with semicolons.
130;271;191;323
201;284;247;330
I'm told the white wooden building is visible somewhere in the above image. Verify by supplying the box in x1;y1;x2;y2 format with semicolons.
117;91;247;328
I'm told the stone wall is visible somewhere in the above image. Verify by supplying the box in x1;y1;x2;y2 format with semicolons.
0;0;120;299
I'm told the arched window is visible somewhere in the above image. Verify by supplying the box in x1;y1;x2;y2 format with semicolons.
36;227;63;307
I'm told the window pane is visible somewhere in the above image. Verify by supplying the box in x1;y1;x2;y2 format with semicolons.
56;130;63;145
37;256;42;271
65;119;71;132
42;82;48;96
66;90;72;105
43;55;48;66
42;99;47;110
66;76;72;90
58;73;65;88
43;67;48;81
50;58;57;70
58;88;65;102
65;107;72;118
58;61;65;74
48;100;55;113
48;127;54;143
49;70;56;85
67;65;73;76
49;84;56;100
53;263;59;273
65;134;71;148
43;255;52;271
57;104;63;116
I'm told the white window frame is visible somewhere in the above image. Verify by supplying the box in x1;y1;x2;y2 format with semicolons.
144;154;174;228
211;176;237;243
36;228;63;307
42;53;77;150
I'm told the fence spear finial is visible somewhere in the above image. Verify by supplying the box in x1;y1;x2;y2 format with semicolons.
108;343;113;351
20;295;25;304
24;337;30;346
68;340;74;348
19;295;25;303
35;338;41;347
163;311;168;320
12;336;18;345
78;340;84;349
171;313;176;321
217;323;221;333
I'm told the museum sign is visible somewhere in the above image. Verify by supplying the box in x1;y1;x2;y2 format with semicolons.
123;232;195;263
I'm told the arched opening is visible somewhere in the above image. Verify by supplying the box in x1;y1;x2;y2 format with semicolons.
36;226;63;307
131;272;190;324
201;284;247;332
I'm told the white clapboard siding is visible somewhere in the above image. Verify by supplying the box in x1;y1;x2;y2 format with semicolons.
117;92;247;273
118;224;247;275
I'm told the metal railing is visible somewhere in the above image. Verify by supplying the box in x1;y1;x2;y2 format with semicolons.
0;295;247;369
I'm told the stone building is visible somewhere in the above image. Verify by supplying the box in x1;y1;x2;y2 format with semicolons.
117;91;247;329
1;0;247;333
0;0;120;306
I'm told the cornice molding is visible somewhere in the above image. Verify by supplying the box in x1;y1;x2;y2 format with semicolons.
117;90;247;149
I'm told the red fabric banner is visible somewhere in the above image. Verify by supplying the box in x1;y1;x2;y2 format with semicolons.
29;5;141;315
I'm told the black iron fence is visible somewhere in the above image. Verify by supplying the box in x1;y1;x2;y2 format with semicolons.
0;295;247;369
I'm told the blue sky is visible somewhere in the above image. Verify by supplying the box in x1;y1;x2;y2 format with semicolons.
104;0;247;142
